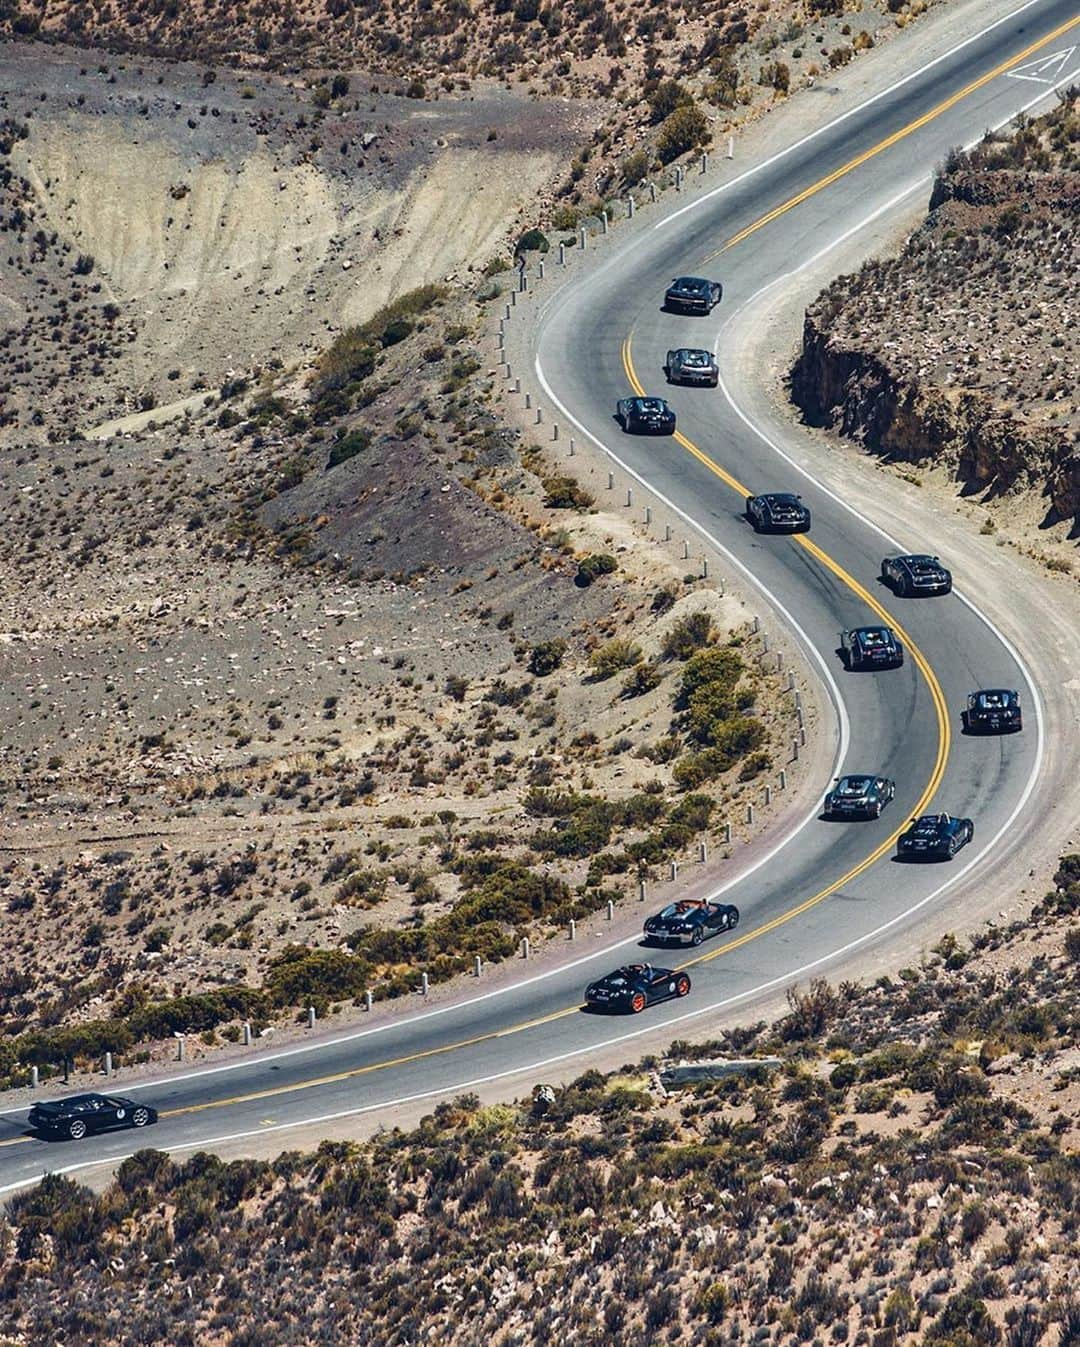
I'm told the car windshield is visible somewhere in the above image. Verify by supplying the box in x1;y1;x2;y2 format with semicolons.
839;777;871;794
914;817;943;834
907;555;937;568
683;351;709;365
771;495;800;507
638;400;664;413
675;278;706;291
860;630;888;646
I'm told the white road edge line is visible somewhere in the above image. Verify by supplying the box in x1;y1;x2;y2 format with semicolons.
0;10;1058;1175
655;0;1049;230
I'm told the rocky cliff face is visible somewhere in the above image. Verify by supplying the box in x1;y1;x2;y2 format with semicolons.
792;314;1080;524
791;96;1079;530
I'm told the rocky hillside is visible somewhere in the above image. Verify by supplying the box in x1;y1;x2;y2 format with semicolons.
791;95;1079;540
2;855;1077;1346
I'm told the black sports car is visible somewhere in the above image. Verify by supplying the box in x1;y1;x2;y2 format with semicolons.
824;774;896;819
896;812;974;861
616;396;677;435
746;493;811;534
841;625;904;670
584;963;691;1013
664;276;722;314
665;348;719;387
963;688;1022;733
643;899;740;947
880;554;952;596
29;1092;158;1141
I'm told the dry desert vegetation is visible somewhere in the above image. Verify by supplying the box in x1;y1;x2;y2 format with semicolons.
1;856;1077;1346
0;40;820;1085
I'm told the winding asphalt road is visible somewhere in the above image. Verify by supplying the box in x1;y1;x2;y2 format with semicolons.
1;0;1075;1195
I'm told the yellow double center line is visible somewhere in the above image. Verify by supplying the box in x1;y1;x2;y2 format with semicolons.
620;336;950;962
9;16;1063;1144
709;13;1080;259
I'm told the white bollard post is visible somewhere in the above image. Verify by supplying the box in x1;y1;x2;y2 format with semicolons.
639;877;647;903
607;470;614;490
578;226;587;250
699;842;707;863
243;1021;252;1045
601;211;608;235
553;423;559;441
31;1065;39;1089
504;303;511;320
421;972;429;996
626;488;633;508
536;407;543;425
645;506;652;525
627;195;635;218
780;769;787;791
723;822;732;844
558;242;566;265
569;436;575;456
539;258;545;280
473;955;482;977
175;1033;185;1062
682;540;690;560
753;615;760;633
521;937;530;959
670;861;679;881
606;900;614;921
675;166;683;191
702;558;709;579
364;989;374;1011
765;785;772;806
746;803;755;825
701;152;708;174
792;737;801;762
797;707;805;729
569;919;576;941
307;1006;316;1029
104;1052;112;1077
524;392;531;409
649;182;657;202
727;135;734;159
665;524;672;541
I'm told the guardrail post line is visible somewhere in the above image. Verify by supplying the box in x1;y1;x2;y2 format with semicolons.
553;423;559;441
524;391;531;409
701;558;709;579
539;258;545;280
675;166;683;191
792;737;800;762
536;407;543;425
701;151;708;174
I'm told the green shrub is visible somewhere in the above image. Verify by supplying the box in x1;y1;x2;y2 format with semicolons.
543;476;594;510
516;228;549;253
590;638;642;679
529;639;567;676
576;553;617;586
622;661;662;698
662;611;715;660
648;79;691;124
327;427;371;469
657;102;710;165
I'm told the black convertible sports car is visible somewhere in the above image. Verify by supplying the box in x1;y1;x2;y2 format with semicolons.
963;688;1022;733
746;492;811;534
584;964;691;1013
841;626;904;670
880;554;952;596
616;396;677;434
664;276;722;314
29;1092;158;1141
896;812;974;861
665;347;719;387
824;774;896;819
644;899;740;947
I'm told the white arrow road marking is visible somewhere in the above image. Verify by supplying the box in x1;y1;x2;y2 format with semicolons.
1006;46;1076;83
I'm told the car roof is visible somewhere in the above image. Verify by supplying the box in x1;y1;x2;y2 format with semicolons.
672;276;710;287
636;397;666;409
854;626;891;639
974;687;1016;698
838;774;874;785
764;492;801;504
899;554;938;564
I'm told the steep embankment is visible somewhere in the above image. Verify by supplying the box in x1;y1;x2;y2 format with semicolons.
791;96;1079;537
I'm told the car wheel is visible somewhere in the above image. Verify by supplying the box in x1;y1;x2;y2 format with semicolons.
132;1107;150;1128
630;992;646;1014
68;1119;87;1140
729;910;739;929
691;928;704;947
872;801;881;818
675;975;691;997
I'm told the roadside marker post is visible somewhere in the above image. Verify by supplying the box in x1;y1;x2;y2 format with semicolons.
746;803;755;825
699;842;708;863
670;861;679;881
558;242;566;265
521;937;530;960
606;900;614;921
175;1033;185;1062
364;990;374;1011
307;1006;316;1029
569;919;576;941
473;955;482;977
639;878;647;903
727;135;734;159
420;973;429;996
243;1021;252;1045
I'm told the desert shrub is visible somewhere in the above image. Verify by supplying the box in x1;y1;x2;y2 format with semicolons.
529;639;567;676
576;553;617;586
622;661;662;698
662;611;714;659
648;78;691;124
738;750;771;781
781;979;840;1041
657;102;710;164
619;148;650;184
327;426;371;468
543;475;594;510
336;868;388;907
550;204;579;231
590;638;642;679
516;228;549;253
312;285;445;405
265;947;371;1006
